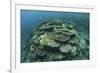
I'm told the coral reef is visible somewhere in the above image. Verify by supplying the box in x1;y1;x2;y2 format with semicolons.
21;19;89;62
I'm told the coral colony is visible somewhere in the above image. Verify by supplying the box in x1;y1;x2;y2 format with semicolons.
21;19;89;63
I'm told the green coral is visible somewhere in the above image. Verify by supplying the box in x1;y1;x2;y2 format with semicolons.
53;33;70;42
22;19;89;62
39;33;60;47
